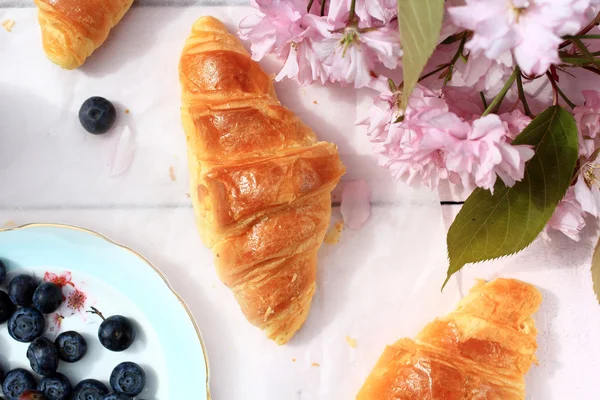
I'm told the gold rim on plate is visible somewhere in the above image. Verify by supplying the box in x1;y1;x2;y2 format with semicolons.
0;222;211;400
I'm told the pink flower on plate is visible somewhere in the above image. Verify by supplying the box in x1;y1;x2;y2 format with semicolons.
48;313;65;333
327;0;397;24
239;0;332;85
314;25;401;88
44;271;74;288
574;90;600;157
546;187;586;241
448;0;591;75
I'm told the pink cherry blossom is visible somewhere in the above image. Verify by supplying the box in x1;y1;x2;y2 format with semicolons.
499;109;532;140
443;114;535;191
327;0;397;25
314;25;401;88
358;85;534;190
450;51;514;92
574;150;600;216
574;90;600;157
44;271;74;288
239;0;332;85
546;187;587;241
448;0;592;75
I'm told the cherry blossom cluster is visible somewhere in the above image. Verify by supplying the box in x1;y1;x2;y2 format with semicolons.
239;0;600;241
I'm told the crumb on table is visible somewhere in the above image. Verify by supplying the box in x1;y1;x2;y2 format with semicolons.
345;336;357;348
292;358;296;362
312;362;320;367
125;109;130;114
4;220;16;227
169;166;176;181
324;220;344;245
2;20;15;32
185;192;190;198
313;100;318;104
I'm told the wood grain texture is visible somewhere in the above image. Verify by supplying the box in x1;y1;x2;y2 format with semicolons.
179;16;345;344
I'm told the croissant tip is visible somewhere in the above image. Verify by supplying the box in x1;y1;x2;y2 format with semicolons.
192;16;228;34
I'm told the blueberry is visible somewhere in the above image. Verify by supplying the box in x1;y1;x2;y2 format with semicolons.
109;362;145;397
17;390;47;400
8;275;38;306
0;290;16;323
79;97;116;134
54;331;87;363
0;362;4;382
27;337;59;376
37;373;71;400
8;307;45;343
98;316;135;352
32;283;62;314
0;259;6;284
101;394;131;400
2;369;36;400
71;379;109;400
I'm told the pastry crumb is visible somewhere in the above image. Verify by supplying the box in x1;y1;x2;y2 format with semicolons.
324;220;344;245
4;220;16;227
312;362;320;367
313;100;318;104
292;358;296;362
169;166;176;181
124;109;130;114
345;336;357;348
2;20;15;32
185;192;190;198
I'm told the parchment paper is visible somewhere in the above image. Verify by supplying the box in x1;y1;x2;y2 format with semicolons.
0;5;599;399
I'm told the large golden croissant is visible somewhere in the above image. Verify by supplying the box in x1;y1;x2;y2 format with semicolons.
34;0;133;69
357;278;542;399
179;16;345;344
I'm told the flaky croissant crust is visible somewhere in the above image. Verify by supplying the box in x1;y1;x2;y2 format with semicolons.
179;16;345;344
35;0;133;69
357;278;542;400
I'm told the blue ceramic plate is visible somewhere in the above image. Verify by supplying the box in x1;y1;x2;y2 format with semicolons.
0;223;210;400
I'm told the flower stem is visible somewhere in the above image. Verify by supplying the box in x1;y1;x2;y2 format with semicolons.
418;63;451;82
546;71;559;106
564;34;600;40
482;68;518;116
479;92;488;109
348;0;357;24
87;306;106;321
583;66;600;76
307;0;315;12
320;0;326;16
559;11;600;49
571;38;600;68
556;84;576;109
515;67;533;117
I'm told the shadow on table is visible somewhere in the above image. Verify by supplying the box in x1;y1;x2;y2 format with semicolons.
525;287;560;400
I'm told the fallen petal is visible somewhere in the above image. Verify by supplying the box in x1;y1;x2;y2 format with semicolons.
340;180;371;230
104;125;136;177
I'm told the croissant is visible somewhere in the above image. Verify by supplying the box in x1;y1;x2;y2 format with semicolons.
34;0;133;69
179;16;345;344
357;278;542;400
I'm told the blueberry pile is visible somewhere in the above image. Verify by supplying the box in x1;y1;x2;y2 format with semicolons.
0;261;148;400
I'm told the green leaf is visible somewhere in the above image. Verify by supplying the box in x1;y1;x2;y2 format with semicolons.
397;0;444;108
592;236;600;303
445;106;579;288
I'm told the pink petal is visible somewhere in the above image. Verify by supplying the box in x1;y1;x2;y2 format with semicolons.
340;180;371;230
103;126;136;177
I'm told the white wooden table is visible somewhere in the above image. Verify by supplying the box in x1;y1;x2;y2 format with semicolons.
0;2;599;399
